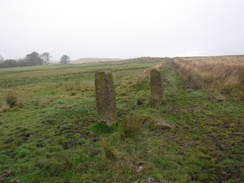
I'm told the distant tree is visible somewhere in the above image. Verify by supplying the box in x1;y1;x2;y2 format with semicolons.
0;52;46;68
17;59;28;67
41;52;51;64
24;52;43;66
60;55;70;64
2;59;17;68
0;55;4;63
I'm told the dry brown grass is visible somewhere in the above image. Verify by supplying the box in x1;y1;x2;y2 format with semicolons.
172;55;244;100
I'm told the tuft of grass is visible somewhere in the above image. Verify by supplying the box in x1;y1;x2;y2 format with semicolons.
64;81;83;92
64;81;76;91
120;114;144;138
36;158;71;177
1;102;10;112
101;139;117;160
3;90;19;108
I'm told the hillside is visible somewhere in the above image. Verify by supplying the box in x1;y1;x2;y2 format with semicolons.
0;56;243;182
71;58;121;64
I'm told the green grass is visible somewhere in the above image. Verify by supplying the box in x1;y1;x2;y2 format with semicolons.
0;59;243;182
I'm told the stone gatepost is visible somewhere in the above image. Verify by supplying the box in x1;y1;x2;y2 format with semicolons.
150;69;165;104
95;70;117;126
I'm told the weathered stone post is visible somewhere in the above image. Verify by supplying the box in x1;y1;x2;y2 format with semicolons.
95;70;117;126
150;69;164;104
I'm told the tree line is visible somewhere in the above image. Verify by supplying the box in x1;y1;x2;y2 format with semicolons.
0;52;70;68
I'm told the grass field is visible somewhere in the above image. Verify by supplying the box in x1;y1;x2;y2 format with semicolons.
0;57;243;183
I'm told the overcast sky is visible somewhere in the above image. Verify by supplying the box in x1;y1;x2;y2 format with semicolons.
0;0;244;61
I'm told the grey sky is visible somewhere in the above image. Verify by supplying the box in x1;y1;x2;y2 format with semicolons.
0;0;244;61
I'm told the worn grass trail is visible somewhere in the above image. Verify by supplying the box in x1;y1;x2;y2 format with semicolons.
0;59;243;182
161;61;243;182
